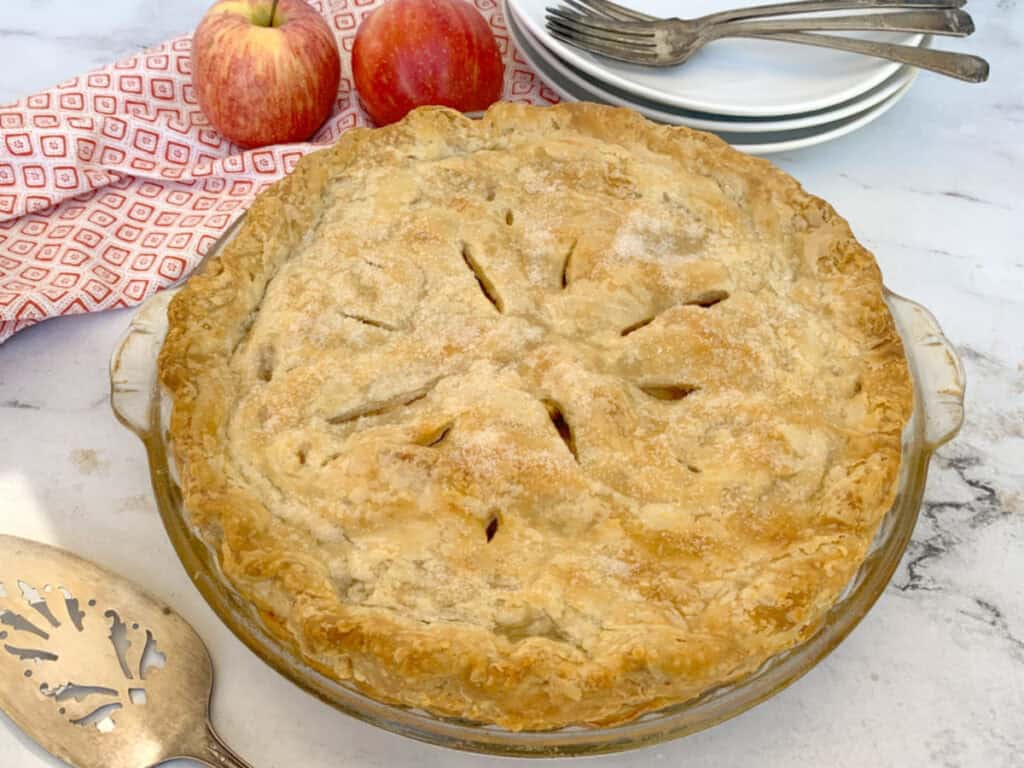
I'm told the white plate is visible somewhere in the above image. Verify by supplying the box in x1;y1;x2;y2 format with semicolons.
509;0;923;116
718;78;915;153
504;1;917;155
507;0;920;133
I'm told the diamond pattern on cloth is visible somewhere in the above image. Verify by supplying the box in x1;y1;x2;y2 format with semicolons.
0;0;560;343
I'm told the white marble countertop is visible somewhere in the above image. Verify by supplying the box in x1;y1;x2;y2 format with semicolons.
1;2;1021;766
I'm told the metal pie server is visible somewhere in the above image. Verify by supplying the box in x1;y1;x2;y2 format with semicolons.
0;535;252;768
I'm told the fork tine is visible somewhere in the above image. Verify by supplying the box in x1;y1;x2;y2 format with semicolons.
546;23;660;56
547;27;661;64
569;0;658;22
561;0;619;20
545;8;658;38
546;21;654;51
546;19;658;51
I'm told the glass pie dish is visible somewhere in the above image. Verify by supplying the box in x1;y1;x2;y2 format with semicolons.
110;220;965;756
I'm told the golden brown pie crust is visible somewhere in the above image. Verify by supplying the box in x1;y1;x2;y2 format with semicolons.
158;102;912;730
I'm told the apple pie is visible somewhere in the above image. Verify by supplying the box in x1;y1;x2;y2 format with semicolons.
158;102;912;730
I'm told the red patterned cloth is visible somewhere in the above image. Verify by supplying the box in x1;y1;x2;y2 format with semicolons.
0;0;558;344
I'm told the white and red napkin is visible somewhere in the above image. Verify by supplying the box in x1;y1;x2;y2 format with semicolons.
0;0;559;344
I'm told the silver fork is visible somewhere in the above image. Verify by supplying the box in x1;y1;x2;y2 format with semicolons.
559;0;968;27
544;0;989;82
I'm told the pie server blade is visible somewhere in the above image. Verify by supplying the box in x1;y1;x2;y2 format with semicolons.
0;534;252;768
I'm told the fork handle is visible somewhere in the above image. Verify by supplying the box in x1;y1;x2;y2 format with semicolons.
715;9;974;37
735;31;989;82
702;0;965;26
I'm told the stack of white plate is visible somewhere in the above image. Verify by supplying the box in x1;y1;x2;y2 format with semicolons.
504;0;928;153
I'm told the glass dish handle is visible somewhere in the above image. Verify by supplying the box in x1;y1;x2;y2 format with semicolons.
885;291;965;450
110;288;179;440
111;219;242;439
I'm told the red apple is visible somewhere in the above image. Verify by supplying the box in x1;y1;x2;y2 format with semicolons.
192;0;341;148
352;0;504;126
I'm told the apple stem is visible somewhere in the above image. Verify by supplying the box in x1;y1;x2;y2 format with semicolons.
269;0;280;26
